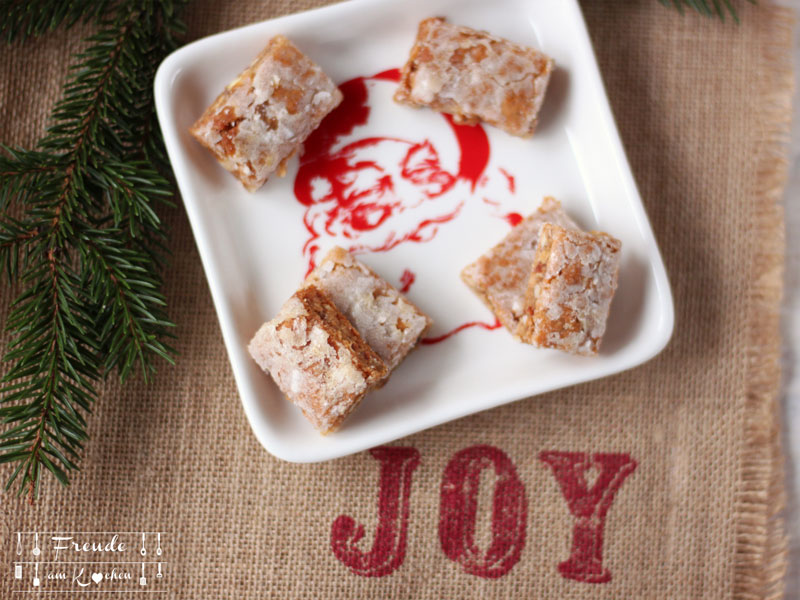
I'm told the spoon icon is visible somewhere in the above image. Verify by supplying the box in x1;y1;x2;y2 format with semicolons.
16;532;22;555
32;533;40;557
140;532;146;557
156;533;162;557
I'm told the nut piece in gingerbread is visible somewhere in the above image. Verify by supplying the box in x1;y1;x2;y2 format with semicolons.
394;17;553;137
190;35;343;192
305;246;432;373
248;285;387;434
461;197;578;338
519;223;621;355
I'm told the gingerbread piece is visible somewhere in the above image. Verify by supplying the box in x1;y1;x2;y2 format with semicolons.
394;17;553;137
305;246;432;372
190;35;342;192
461;197;578;337
519;223;621;355
248;285;387;434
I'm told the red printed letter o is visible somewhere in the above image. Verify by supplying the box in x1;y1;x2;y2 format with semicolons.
439;445;527;578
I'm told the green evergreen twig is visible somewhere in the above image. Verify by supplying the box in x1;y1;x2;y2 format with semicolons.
659;0;757;22
0;0;116;43
0;0;186;502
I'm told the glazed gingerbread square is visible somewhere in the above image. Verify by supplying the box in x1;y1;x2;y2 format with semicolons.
248;285;387;434
461;197;579;338
305;246;432;372
518;223;621;356
394;17;553;137
190;35;342;192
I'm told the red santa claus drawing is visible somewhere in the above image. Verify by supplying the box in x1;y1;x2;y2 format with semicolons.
293;69;493;276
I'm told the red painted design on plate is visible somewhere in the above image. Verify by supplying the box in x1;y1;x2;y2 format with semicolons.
399;269;415;293
498;167;516;194
371;67;401;82
439;445;527;578
295;70;489;275
539;451;637;584
482;170;521;228
295;69;528;342
331;446;420;577
421;318;502;345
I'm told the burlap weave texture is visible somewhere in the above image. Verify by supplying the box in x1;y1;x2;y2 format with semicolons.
0;1;792;598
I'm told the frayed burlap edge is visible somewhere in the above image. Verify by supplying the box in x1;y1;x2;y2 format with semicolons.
734;5;794;599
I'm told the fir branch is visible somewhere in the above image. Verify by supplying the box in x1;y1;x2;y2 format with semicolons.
0;148;63;209
0;0;186;502
659;0;756;22
0;0;115;43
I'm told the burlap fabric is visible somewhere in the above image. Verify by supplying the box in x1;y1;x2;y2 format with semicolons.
0;1;793;598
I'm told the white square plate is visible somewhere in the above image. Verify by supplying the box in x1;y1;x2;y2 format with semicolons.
155;0;674;462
